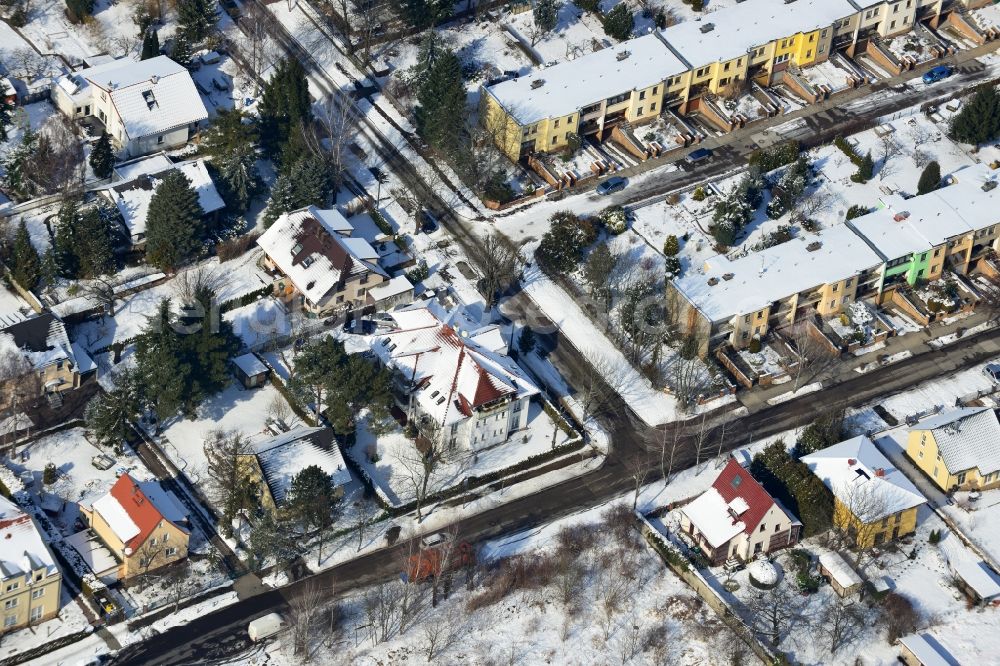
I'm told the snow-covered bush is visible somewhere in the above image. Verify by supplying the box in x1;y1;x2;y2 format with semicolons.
599;206;628;235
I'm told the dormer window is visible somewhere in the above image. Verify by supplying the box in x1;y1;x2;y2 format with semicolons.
292;242;303;255
142;90;157;110
302;256;314;268
730;475;742;489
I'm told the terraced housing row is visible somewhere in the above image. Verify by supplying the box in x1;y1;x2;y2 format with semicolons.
669;164;1000;355
481;0;991;161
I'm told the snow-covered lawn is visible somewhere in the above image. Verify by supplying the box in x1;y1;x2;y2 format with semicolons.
0;591;91;663
349;401;577;508
4;428;155;535
943;488;1000;566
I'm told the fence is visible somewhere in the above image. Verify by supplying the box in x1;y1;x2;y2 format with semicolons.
636;511;781;665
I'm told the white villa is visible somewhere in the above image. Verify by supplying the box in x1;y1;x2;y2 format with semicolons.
372;305;540;451
52;56;208;158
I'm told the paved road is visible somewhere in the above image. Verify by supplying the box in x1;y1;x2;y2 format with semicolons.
110;323;1000;665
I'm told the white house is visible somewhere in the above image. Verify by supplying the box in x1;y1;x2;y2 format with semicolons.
52;56;208;158
102;155;224;246
372;305;540;451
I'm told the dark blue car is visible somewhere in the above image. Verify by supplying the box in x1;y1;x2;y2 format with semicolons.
596;176;627;196
922;65;952;84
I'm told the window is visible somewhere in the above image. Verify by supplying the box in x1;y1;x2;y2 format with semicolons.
3;616;15;628
30;606;43;621
759;524;766;533
636;106;643;115
166;547;177;556
842;296;849;304
724;62;731;72
719;77;730;87
890;20;897;30
639;91;646;100
774;523;780;532
4;583;17;593
650;103;656;112
157;135;164;144
806;50;812;59
934;248;941;257
821;29;828;38
150;537;157;546
31;588;44;600
652;86;658;94
4;599;17;610
553;119;560;128
757;311;764;320
933;466;939;476
731;475;742;489
775;53;790;64
918;450;924;458
830;301;836;309
696;67;709;77
958;471;967;485
833;284;839;293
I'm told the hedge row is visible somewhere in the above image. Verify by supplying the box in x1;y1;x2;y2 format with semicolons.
747;140;800;173
219;284;272;314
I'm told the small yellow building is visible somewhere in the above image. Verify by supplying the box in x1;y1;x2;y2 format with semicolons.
0;496;62;633
238;426;351;516
906;408;1000;492
81;474;190;581
802;436;926;549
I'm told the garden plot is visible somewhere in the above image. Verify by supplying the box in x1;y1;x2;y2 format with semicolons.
630;194;718;271
800;59;859;94
883;30;941;65
942;489;1000;566
505;3;612;65
0;101;60;187
349;403;576;508
690;507;998;665
72;252;272;352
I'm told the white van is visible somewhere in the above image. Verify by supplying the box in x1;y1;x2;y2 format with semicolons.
248;612;286;642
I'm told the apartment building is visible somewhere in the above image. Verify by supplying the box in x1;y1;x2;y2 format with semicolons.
671;164;1000;353
482;0;960;161
0;496;62;633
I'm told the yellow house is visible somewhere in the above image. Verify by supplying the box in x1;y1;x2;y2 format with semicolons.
238;426;351;516
906;408;1000;492
81;474;190;581
802;436;926;549
0;496;62;633
0;313;95;404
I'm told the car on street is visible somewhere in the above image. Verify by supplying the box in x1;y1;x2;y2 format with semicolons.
983;363;1000;384
420;210;439;233
685;147;713;163
922;65;953;84
343;318;376;335
248;613;286;642
596;176;627;196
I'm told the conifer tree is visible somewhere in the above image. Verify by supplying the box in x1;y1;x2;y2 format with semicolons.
533;0;559;36
178;0;218;43
170;34;194;66
203;109;260;212
601;3;633;41
414;50;466;158
134;299;189;420
917;161;941;195
53;199;80;279
12;220;40;289
949;86;1000;147
89;131;115;179
145;170;204;271
140;28;160;60
0;81;14;142
258;59;312;157
76;208;115;278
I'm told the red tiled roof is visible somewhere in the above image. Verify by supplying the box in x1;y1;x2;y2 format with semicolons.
108;474;168;550
711;458;776;535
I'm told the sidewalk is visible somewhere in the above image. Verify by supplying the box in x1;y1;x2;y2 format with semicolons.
739;311;1000;412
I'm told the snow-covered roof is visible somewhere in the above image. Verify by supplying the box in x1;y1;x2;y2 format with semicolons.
660;0;857;67
485;34;688;125
801;436;927;522
68;56;208;140
0;285;32;328
898;634;952;666
682;488;747;548
914;407;1000;477
113;153;174;182
71;343;97;374
252;427;351;505
0;313;76;372
64;529;119;576
951;559;1000;601
373;305;539;429
682;458;786;548
257;206;387;308
848;164;1000;261
0;495;59;579
673;225;882;323
368;275;415;303
109;158;224;239
88;474;188;550
816;549;862;590
232;353;269;378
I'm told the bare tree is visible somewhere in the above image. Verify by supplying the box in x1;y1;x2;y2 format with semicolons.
393;420;446;521
202;429;258;534
782;323;839;392
794;189;832;224
288;583;328;659
644;422;683;485
820;601;869;653
668;354;711;412
164;563;193;613
133;538;166;592
0;341;39;446
466;233;523;307
422;605;461;661
353;499;377;551
235;1;278;97
266;393;293;425
624;450;653;511
172;265;229;308
362;580;402;645
578;349;632;420
81;276;120;321
878;133;904;182
836;478;891;569
745;579;804;648
596;556;630;640
311;95;359;194
616;617;644;664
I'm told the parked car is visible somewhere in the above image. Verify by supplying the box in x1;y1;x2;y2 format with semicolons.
922;65;953;84
420;210;439;233
248;613;286;642
91;454;115;471
596;176;627;196
343;319;376;335
685;147;713;163
984;363;1000;383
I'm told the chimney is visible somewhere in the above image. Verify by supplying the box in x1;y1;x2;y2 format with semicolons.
893;211;910;222
875;468;886;477
847;458;856;466
530;79;545;89
700;22;715;33
616;50;631;61
150;74;159;85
